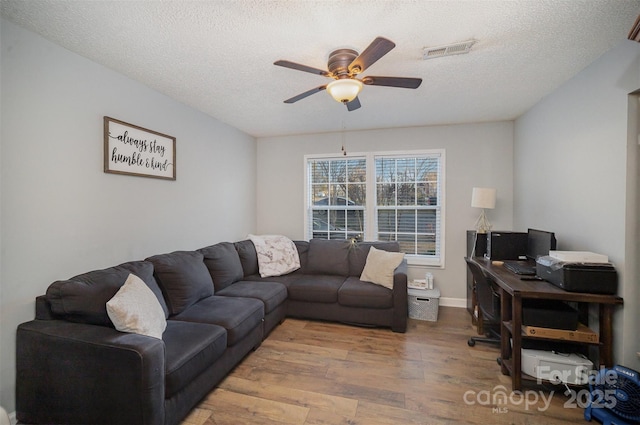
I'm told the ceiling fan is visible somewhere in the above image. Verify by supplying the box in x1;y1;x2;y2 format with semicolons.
274;37;422;111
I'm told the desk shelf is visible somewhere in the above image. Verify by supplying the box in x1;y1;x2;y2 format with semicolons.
503;321;602;346
500;359;588;389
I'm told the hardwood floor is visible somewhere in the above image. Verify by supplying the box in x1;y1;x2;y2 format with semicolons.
182;307;586;424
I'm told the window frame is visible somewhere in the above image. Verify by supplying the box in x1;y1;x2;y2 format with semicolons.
304;149;445;267
305;155;368;241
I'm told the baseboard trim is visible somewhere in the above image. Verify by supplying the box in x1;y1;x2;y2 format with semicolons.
439;297;466;308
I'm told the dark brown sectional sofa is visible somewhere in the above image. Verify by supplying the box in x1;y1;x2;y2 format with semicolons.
16;238;408;425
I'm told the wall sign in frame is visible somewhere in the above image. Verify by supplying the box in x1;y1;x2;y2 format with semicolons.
104;116;176;180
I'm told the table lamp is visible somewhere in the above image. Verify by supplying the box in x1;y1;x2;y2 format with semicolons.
471;187;496;233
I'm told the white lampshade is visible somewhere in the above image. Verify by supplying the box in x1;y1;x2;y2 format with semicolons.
326;79;363;103
471;187;496;209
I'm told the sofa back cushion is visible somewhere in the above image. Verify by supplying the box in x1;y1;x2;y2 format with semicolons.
146;251;214;316
235;239;310;277
234;239;259;277
293;240;309;273
348;241;400;276
46;261;168;326
306;239;351;276
248;234;301;277
198;242;244;291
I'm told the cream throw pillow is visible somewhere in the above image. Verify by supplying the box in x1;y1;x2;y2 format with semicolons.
360;246;405;289
106;273;167;339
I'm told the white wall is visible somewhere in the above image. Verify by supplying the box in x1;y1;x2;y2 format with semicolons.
514;40;640;369
256;122;514;302
0;19;257;412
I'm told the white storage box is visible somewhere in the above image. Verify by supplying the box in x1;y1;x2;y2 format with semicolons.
408;288;440;321
521;348;593;385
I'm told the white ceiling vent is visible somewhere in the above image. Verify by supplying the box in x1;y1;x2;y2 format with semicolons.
423;40;476;60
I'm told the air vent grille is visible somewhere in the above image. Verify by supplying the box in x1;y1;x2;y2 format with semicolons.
423;40;476;60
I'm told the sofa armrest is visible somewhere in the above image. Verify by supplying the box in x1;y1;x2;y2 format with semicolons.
391;260;408;332
17;319;165;425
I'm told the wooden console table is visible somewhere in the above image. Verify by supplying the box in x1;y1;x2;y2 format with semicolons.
468;257;624;391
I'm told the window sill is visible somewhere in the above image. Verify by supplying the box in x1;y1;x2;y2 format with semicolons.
405;255;444;268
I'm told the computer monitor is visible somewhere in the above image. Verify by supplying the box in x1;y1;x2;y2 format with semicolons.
527;229;557;261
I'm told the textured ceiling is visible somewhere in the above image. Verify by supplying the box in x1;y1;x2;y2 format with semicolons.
2;0;639;138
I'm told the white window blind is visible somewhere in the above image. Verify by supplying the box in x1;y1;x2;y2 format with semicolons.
375;154;442;261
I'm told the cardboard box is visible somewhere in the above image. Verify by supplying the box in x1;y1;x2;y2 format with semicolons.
523;323;598;343
408;279;427;290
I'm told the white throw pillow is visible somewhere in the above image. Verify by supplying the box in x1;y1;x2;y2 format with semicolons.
360;246;405;289
106;273;167;339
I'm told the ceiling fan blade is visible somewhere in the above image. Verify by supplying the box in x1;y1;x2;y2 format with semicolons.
348;37;396;74
362;76;422;89
346;97;361;111
274;60;330;77
284;85;327;103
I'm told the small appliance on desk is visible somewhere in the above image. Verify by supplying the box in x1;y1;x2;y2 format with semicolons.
536;251;618;294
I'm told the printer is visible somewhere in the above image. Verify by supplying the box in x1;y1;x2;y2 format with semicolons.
536;251;618;294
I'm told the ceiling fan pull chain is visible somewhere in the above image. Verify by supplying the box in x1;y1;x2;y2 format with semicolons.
341;121;347;156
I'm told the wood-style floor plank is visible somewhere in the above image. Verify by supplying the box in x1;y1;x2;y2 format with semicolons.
183;307;586;424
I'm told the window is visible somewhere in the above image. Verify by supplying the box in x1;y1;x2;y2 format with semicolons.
307;157;366;241
306;150;444;266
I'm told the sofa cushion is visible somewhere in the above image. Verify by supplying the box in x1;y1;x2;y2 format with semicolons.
360;246;405;289
106;273;167;339
338;276;394;309
146;251;214;316
348;241;400;277
249;234;301;277
242;273;301;288
287;275;346;303
306;239;351;276
46;261;168;326
198;242;244;291
293;240;310;273
170;295;263;346
162;320;227;398
216;281;287;314
234;239;259;277
240;240;309;277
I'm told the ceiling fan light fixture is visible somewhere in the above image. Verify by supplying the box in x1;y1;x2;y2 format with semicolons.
326;79;363;103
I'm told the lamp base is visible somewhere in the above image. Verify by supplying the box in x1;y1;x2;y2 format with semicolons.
474;209;492;234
